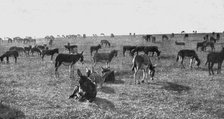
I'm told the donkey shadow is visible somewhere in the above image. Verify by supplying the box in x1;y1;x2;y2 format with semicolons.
159;55;176;60
0;102;25;119
99;86;115;94
149;81;191;94
92;97;115;111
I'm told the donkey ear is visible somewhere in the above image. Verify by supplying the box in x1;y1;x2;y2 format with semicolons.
77;69;82;77
81;51;84;55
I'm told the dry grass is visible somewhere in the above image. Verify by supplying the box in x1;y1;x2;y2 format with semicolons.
0;33;224;118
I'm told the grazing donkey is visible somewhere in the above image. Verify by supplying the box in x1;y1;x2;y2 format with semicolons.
143;35;152;42
144;46;161;58
129;46;145;57
132;54;156;84
55;51;84;78
24;45;32;55
205;47;224;75
93;50;118;68
42;48;59;60
69;69;97;102
122;45;137;56
151;36;156;43
100;40;110;47
203;41;215;51
9;46;26;55
0;50;19;63
90;44;101;56
64;43;78;54
30;47;42;56
196;41;207;51
176;49;201;68
175;41;185;45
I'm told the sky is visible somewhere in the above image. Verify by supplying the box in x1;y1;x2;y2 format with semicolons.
0;0;224;38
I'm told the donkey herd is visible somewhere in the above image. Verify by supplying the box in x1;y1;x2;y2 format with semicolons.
0;32;223;102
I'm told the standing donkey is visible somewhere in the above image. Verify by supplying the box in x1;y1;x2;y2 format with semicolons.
93;50;118;68
132;54;156;84
176;49;201;68
55;51;84;78
205;47;224;75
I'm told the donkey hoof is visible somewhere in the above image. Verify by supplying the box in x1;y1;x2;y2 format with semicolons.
141;80;144;83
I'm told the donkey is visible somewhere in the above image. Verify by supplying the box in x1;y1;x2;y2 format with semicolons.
30;47;42;56
176;49;201;68
175;41;185;45
69;69;97;102
0;50;19;63
203;41;215;51
101;67;115;83
24;45;32;55
42;48;59;60
210;36;217;43
162;35;169;40
64;43;78;54
144;46;161;58
100;40;110;47
205;47;224;75
9;46;26;56
151;36;156;43
129;46;145;57
90;44;101;56
122;45;137;56
196;41;207;51
143;35;152;42
132;54;156;84
36;44;48;50
86;67;105;89
93;50;118;68
55;51;84;78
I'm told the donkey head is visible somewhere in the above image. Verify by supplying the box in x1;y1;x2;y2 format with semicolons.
112;50;118;57
78;51;84;64
101;66;111;74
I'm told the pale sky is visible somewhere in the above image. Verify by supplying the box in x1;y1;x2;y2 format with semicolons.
0;0;224;38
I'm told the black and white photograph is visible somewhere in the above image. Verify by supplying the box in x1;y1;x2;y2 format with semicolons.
0;0;224;118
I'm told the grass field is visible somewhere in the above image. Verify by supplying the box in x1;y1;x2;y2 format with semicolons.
1;33;224;119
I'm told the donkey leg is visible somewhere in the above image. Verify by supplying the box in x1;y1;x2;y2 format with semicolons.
51;55;53;60
133;69;137;84
181;58;185;68
211;63;215;75
141;70;145;83
69;65;74;78
55;62;61;78
15;57;17;63
189;58;193;69
6;57;9;64
208;62;211;75
217;63;221;74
